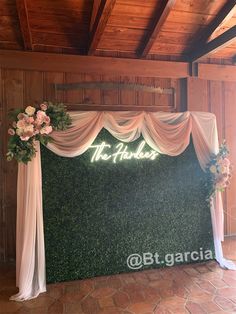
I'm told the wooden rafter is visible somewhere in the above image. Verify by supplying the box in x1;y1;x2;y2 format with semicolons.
190;25;236;62
90;0;102;32
88;0;116;55
16;0;33;50
188;0;236;61
139;0;176;58
198;0;236;44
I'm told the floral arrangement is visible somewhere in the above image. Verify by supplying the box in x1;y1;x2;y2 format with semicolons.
207;141;232;195
7;102;72;164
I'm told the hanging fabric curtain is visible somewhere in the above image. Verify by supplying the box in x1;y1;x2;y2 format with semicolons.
11;111;236;301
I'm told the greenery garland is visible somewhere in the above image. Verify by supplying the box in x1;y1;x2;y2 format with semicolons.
7;102;72;164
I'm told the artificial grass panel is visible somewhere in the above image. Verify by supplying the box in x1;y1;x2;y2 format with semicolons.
41;129;214;283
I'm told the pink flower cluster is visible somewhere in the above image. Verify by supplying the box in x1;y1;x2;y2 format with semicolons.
210;157;232;190
8;103;53;141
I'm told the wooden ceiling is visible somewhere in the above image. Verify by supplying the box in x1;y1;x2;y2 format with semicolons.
1;0;236;62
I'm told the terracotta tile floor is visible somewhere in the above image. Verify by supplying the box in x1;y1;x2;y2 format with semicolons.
0;238;236;314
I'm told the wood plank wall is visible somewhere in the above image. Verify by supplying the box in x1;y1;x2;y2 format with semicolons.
0;68;183;262
187;77;236;236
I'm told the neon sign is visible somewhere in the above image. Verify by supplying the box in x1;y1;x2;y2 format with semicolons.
89;141;159;163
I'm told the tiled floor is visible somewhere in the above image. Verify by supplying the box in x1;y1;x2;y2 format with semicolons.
0;237;236;314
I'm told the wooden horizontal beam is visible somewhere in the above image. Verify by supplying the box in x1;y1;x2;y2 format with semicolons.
197;63;236;82
0;50;189;78
139;0;176;58
190;25;236;62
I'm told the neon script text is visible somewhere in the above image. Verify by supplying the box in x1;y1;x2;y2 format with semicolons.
89;141;159;163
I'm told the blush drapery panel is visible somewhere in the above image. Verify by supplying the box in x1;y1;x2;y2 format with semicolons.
11;111;236;301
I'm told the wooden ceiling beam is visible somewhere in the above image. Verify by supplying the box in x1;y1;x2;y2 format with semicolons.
90;0;102;32
189;25;236;62
16;0;33;50
139;0;176;58
198;0;236;44
88;0;116;55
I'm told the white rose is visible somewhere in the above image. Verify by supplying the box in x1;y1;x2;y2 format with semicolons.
24;124;34;133
25;106;36;116
210;165;217;174
16;128;23;136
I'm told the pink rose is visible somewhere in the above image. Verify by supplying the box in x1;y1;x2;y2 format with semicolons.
44;115;50;125
8;128;15;135
24;116;34;124
222;158;230;167
219;165;228;174
17;119;27;129
36;110;46;124
24;130;34;138
40;103;48;111
12;121;17;128
17;113;26;120
20;135;30;141
40;125;52;135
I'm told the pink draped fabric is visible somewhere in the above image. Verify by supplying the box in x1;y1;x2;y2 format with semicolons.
11;111;235;301
12;142;46;300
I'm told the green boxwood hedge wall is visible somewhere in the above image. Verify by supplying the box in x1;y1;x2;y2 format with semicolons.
41;129;214;283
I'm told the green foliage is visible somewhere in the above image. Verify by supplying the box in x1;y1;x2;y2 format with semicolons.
41;130;214;284
46;102;72;131
8;108;22;120
7;135;36;164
